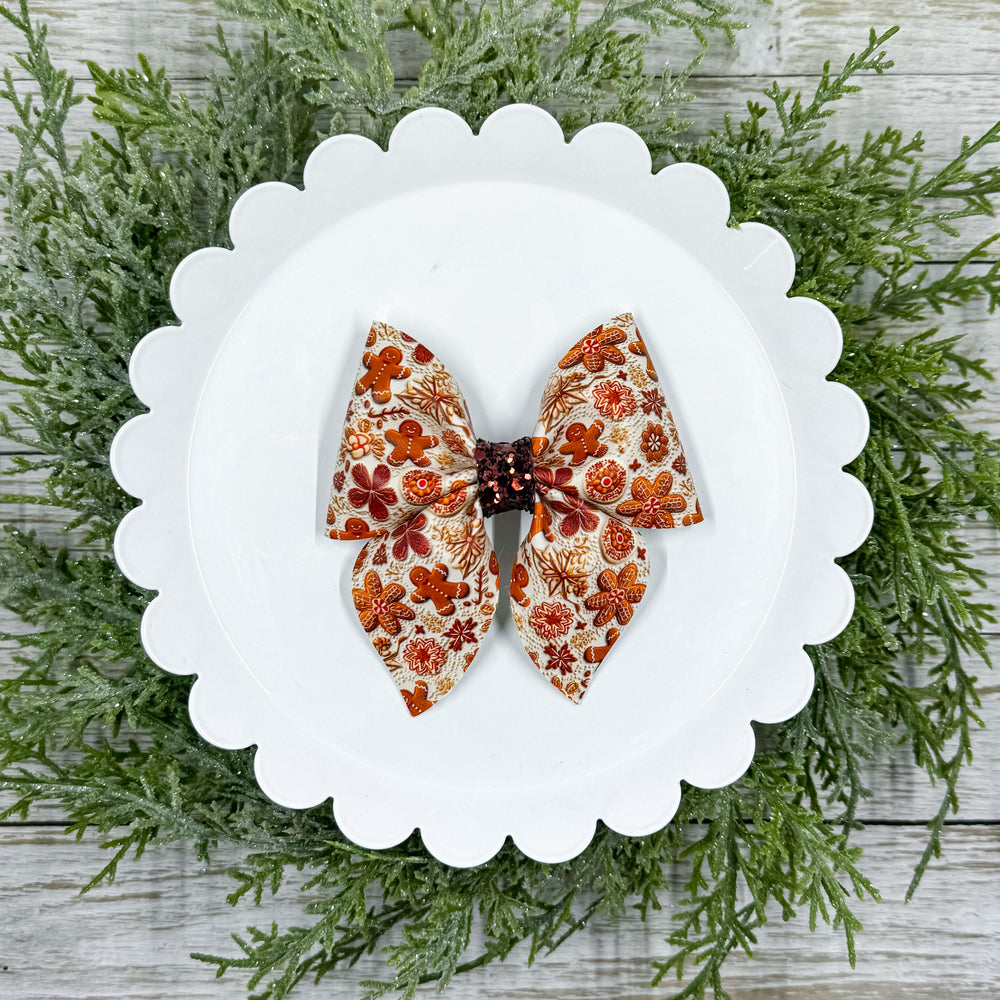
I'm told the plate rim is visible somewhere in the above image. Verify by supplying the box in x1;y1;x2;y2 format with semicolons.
110;104;873;867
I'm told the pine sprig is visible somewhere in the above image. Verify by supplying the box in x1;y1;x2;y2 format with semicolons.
0;2;998;999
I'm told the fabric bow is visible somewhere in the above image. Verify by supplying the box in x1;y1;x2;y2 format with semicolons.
327;313;703;716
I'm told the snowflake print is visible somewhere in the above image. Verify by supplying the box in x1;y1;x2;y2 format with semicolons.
535;546;591;598
443;617;478;651
403;637;447;676
542;642;577;675
529;602;575;640
641;387;665;418
591;379;637;421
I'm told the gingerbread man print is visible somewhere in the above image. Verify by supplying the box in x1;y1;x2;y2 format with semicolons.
583;627;621;664
558;420;608;465
356;345;412;403
409;563;470;615
385;419;439;466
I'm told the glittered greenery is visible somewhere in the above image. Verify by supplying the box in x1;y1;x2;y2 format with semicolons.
0;1;998;998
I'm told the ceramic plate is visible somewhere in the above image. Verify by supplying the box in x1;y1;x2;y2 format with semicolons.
110;105;872;866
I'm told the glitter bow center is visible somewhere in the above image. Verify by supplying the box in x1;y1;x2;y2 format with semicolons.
474;437;535;517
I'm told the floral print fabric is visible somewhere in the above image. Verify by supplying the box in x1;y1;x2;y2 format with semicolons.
328;313;703;715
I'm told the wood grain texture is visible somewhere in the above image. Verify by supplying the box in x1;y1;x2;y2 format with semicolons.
0;826;998;998
1;0;1000;80
0;1;998;997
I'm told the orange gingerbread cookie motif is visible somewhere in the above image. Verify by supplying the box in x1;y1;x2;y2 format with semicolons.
558;420;607;465
356;345;411;403
328;314;703;716
385;419;439;466
409;563;470;615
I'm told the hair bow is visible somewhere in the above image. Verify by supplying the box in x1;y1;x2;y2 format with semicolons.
327;313;704;716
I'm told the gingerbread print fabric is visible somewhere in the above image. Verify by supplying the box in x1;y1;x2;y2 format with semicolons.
328;313;703;716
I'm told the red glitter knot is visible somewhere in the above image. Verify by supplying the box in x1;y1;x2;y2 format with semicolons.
474;437;535;516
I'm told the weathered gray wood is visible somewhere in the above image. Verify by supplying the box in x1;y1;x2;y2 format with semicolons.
1;0;999;81
0;825;997;998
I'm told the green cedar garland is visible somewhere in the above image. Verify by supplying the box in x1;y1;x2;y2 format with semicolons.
0;0;998;996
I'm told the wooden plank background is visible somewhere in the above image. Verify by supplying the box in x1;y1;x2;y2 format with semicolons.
0;1;998;997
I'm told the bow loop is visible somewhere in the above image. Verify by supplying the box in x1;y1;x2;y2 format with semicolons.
328;322;477;539
531;313;702;527
349;491;498;716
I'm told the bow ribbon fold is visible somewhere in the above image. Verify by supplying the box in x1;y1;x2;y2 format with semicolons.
328;313;704;716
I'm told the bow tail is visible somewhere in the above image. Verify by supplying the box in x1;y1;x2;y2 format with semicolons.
509;505;651;704
349;494;500;717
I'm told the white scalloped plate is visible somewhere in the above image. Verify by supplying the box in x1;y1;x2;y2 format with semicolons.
110;105;872;867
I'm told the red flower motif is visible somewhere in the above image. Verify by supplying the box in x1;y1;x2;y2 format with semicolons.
332;468;346;492
347;463;398;521
558;323;627;373
591;379;637;421
403;637;447;675
584;459;627;502
600;519;635;562
443;617;478;651
583;564;646;627
641;387;666;418
353;570;416;634
413;342;435;364
543;642;577;675
614;471;687;528
672;453;687;476
390;513;432;559
401;469;443;505
534;465;575;495
529;601;574;640
547;492;600;537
